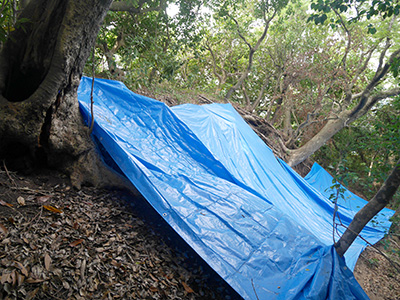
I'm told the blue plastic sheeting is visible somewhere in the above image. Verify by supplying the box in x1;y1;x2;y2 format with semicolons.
171;103;391;271
305;162;395;226
77;77;369;300
304;162;395;265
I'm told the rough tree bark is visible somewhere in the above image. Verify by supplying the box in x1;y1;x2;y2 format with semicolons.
335;159;400;257
0;0;127;189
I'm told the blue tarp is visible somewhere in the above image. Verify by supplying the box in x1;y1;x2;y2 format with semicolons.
77;77;381;299
305;162;395;226
304;162;395;267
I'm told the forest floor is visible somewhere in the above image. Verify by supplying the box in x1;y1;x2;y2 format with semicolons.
0;168;240;300
354;242;400;299
1;167;399;300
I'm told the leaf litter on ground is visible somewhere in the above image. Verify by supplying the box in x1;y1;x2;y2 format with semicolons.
0;169;237;300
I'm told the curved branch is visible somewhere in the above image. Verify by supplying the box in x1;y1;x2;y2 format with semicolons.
251;73;272;111
349;49;400;120
350;87;400;121
332;7;351;70
205;41;223;84
348;43;379;91
227;13;252;51
224;10;276;101
375;17;395;78
370;87;400;103
335;158;400;257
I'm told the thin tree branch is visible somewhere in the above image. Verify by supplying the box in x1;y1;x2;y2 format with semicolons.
227;13;252;51
335;159;400;257
375;17;395;78
242;84;251;108
251;73;272;111
224;8;276;101
205;41;224;84
332;7;351;70
349;43;379;91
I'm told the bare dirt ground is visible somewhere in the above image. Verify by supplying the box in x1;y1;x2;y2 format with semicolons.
354;243;400;300
1;167;399;300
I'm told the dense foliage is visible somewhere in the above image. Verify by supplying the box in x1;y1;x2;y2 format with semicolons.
314;97;400;208
1;0;398;208
0;0;28;45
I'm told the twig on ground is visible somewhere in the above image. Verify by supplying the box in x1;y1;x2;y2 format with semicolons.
9;186;52;196
2;160;17;187
25;205;44;232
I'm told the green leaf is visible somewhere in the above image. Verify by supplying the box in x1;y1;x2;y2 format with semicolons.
339;4;348;12
390;57;400;78
368;27;377;34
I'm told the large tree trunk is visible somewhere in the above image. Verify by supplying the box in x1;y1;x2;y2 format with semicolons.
335;159;400;257
0;0;122;188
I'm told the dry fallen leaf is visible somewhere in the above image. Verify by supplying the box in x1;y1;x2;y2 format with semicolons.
17;196;26;206
14;261;28;277
26;278;46;284
181;281;194;293
43;205;63;214
1;272;10;284
10;269;17;285
69;239;84;247
44;253;52;271
111;260;121;268
62;280;70;289
37;195;52;203
25;287;39;300
17;273;25;286
0;199;13;207
0;223;7;235
149;273;158;282
149;286;158;292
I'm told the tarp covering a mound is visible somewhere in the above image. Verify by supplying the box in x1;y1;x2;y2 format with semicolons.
77;77;380;299
304;162;395;267
305;162;395;226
